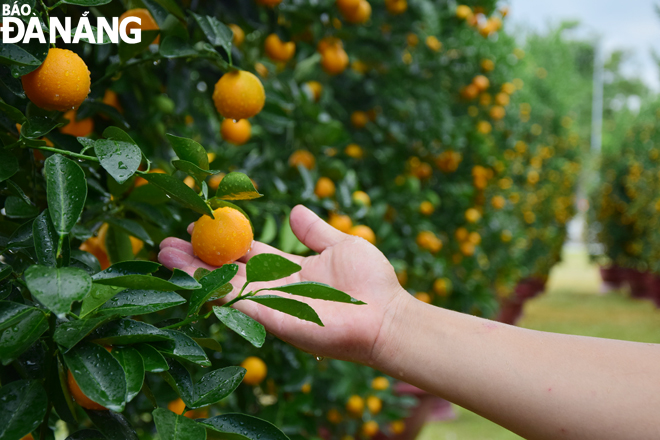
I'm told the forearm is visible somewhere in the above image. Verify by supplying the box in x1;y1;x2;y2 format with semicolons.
374;292;660;440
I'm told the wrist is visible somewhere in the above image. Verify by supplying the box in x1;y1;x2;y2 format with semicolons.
367;286;414;370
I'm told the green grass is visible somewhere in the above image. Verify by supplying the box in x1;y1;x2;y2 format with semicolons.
418;247;660;440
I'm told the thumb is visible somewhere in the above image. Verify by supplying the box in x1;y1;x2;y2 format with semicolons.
290;205;347;253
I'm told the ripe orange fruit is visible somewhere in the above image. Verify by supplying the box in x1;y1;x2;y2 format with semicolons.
481;59;495;72
21;48;91;112
315;177;336;198
351;111;368;128
362;421;379;437
344;144;364;159
68;370;107;411
371;376;390;390
60;110;94;137
191;207;253;266
328;213;353;233
256;0;282;6
348;225;376;244
134;168;167;188
491;195;506;209
220;118;252;145
346;395;364;416
455;227;469;241
501;230;512;242
465;208;481;223
472;75;490;92
416;231;442;253
288;150;315;169
207;173;225;191
501;82;516;94
102;89;123;113
319;43;349;75
301;382;312;393
366;395;382;414
79;236;110;270
460;84;479;100
385;0;407;14
468;231;481;245
264;33;296;62
489;105;506;120
425;36;442;52
119;8;160;44
419;201;434;216
495;92;510;106
304;81;323;101
96;223;143;256
352;190;370;206
167;398;208;419
390;420;406;434
327;408;343;424
336;0;361;14
240;356;267;385
456;5;473;19
254;62;269;78
460;242;475;256
476;120;492;134
433;278;451;296
343;0;371;24
213;70;266;120
229;24;245;47
415;292;431;303
21;434;34;440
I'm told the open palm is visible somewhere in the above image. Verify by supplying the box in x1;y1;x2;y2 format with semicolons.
158;205;408;364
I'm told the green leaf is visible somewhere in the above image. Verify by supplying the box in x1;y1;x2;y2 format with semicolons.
61;0;113;5
0;380;47;440
0;101;26;124
0;150;19;183
156;330;211;367
96;289;185;317
213;307;266;348
118;30;160;62
191;367;245;408
6;179;32;206
246;254;301;283
154;408;207;440
160;359;193;404
0;301;30;331
188;264;238;315
247;295;323;326
90;319;173;345
103;126;137;144
24;265;92;318
22;104;64;138
54;315;117;351
33;209;62;267
85;410;139;440
65;429;106;440
104;217;154;246
215;172;263;200
258;214;277;244
0;308;48;365
93;261;161;278
0;43;42;67
4;196;39;218
190;12;233;56
87;139;141;184
138;172;213;217
92;272;200;291
111;346;144;402
262;282;365;304
167;134;209;170
278;213;305;254
193;337;222;353
136;343;169;372
160;36;198;58
80;284;126;318
63;342;127;412
7;219;34;250
0;265;12;283
0;65;25;98
45;155;88;236
172;160;217;185
153;0;186;20
201;414;290;440
105;225;134;264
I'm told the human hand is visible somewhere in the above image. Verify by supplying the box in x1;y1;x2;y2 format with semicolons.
158;205;410;365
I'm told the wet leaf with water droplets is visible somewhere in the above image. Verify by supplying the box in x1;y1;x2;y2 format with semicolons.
155;330;211;367
89;319;173;345
201;413;290;440
0;380;47;440
153;407;207;440
247;295;324;326
188;264;237;316
0;307;48;365
111;346;144;402
33;209;70;267
138;172;214;217
54;315;117;351
85;409;139;440
262;282;366;305
96;289;185;317
215;172;263;201
213;306;266;348
191;366;245;408
159;359;194;405
80;138;141;184
24;265;92;318
45;154;88;236
246;254;301;284
136;343;169;372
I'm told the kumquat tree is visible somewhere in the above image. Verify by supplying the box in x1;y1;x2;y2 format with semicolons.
0;0;592;439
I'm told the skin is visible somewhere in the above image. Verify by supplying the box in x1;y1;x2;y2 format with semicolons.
159;205;660;440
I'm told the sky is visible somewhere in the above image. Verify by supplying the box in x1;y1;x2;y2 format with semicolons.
507;0;660;91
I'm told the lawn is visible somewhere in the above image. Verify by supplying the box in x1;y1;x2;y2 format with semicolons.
418;247;660;440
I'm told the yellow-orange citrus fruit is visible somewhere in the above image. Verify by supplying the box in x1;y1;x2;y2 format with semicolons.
184;176;196;189
468;231;481;245
366;395;382;414
119;8;160;44
460;84;479;100
346;395;364;416
345;144;364;159
491;195;506;209
21;48;91;112
456;5;473;19
240;356;267;385
362;421;379;437
344;0;371;24
191;207;253;266
327;408;343;424
501;230;513;242
96;223;143;256
371;376;390;390
489;105;506;120
167;398;208;418
102;89;123;113
21;434;34;440
213;70;266;120
301;382;312;393
351;111;368;128
425;36;442;52
221;118;252;145
472;75;490;92
229;24;245;47
465;208;481;223
68;370;107;411
481;59;495;72
348;225;376;244
385;0;407;14
207;173;225;191
60;110;94;137
390;420;406;434
477;120;492;134
255;62;269;78
337;0;361;14
455;227;469;241
460;241;475;256
304;81;323;101
416;231;442;253
134;168;167;188
502;82;516;94
419;201;434;216
328;213;353;233
264;33;296;62
79;236;110;269
289;150;315;169
415;292;432;303
315;177;336;198
433;278;451;296
495;92;510;106
256;0;282;6
407;33;419;46
352;190;371;206
320;44;349;75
